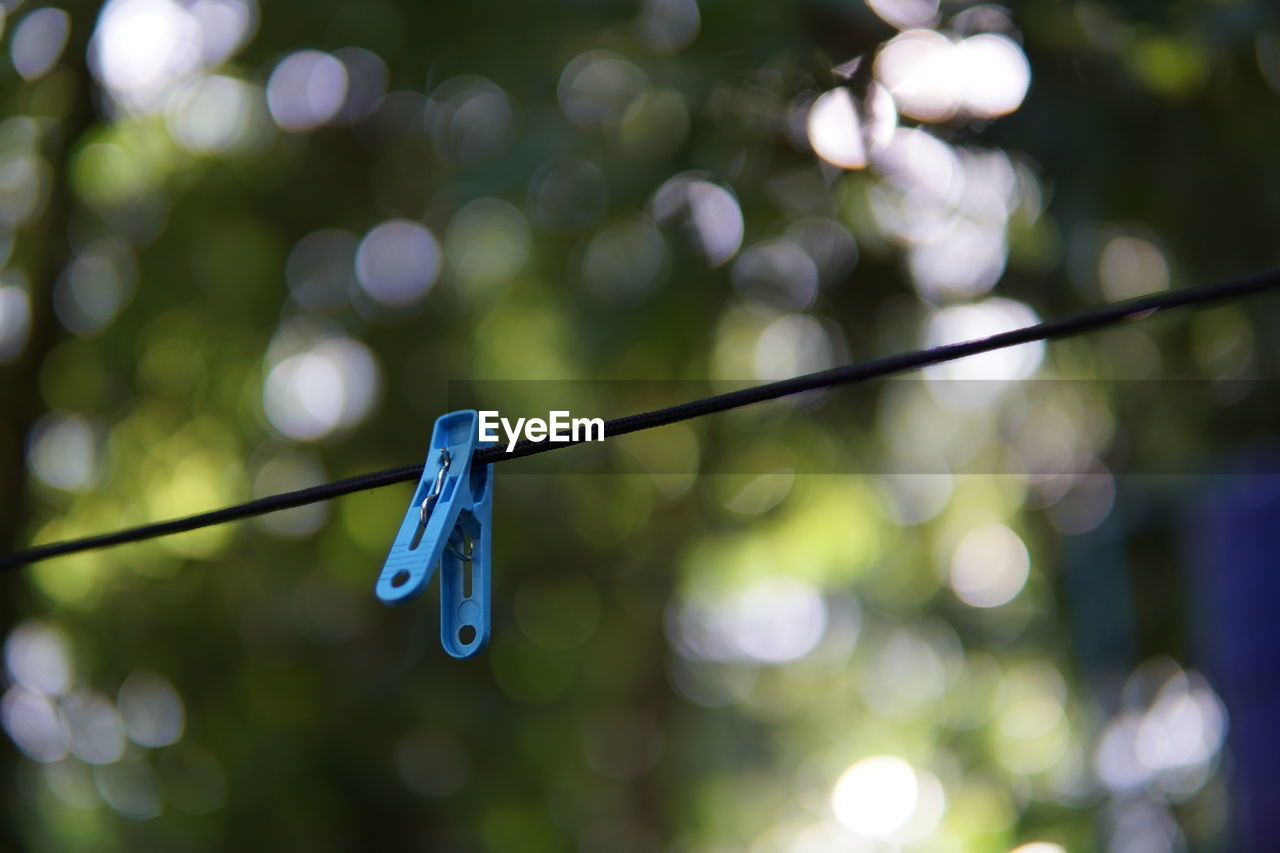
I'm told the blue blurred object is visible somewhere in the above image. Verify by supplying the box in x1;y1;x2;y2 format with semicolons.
376;410;493;659
1192;462;1280;851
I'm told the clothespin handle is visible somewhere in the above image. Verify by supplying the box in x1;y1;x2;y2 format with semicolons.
376;410;493;659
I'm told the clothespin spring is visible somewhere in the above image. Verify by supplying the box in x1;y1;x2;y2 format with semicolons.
419;449;451;523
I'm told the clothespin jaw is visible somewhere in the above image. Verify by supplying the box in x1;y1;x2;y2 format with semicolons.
376;410;493;659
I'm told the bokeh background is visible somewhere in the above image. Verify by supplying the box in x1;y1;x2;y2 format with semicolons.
1;0;1279;850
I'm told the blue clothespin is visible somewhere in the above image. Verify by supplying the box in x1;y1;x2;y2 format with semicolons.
376;410;493;659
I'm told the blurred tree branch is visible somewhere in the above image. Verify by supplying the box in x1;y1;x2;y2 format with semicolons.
0;5;98;840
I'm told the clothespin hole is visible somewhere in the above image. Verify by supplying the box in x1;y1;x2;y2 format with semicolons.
457;625;477;645
469;465;488;502
391;570;411;588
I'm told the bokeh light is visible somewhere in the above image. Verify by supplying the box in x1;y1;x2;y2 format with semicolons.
445;198;531;286
26;412;101;492
10;7;70;81
860;627;949;716
949;523;1031;608
866;0;940;30
924;298;1044;399
332;46;388;124
877;469;954;525
1094;662;1227;800
806;84;897;170
5;621;73;697
637;0;699;53
732;239;819;311
875;29;961;122
910;221;1008;299
53;237;137;336
426;75;515;165
117;671;185;748
94;756;162;819
581;216;667;300
874;29;1030;122
263;332;380;441
784;216;858;287
1099;234;1170;301
2;687;65;762
651;173;744;266
958;34;1033;118
527;156;608;233
266;50;348;132
611;88;689;159
558;50;648;130
0;151;50;228
754;313;840;380
354;219;441;306
90;0;257;113
165;74;263;154
830;755;921;838
61;688;126;765
1046;465;1116;535
672;575;827;665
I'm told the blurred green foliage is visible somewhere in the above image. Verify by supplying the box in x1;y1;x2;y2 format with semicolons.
1;0;1278;851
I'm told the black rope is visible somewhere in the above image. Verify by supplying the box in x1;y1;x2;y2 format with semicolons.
4;268;1279;570
477;267;1280;462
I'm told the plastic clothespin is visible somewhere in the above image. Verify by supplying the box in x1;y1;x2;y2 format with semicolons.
376;410;493;659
